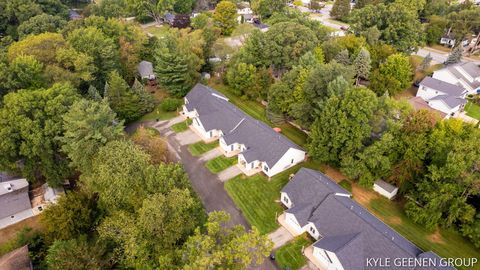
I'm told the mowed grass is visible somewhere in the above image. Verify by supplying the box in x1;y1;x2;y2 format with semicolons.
465;101;480;120
276;236;312;270
205;156;237;173
368;198;480;270
188;141;218;156
224;166;302;234
144;25;170;38
208;82;308;146
170;119;192;133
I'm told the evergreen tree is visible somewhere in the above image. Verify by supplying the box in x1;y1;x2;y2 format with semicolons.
132;78;155;113
330;0;350;20
87;85;102;101
335;49;351;65
104;71;142;122
418;53;433;71
445;45;463;65
154;46;192;97
353;48;372;85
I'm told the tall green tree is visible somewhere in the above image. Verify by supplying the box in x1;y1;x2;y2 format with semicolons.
17;14;66;38
251;0;285;19
330;0;350;20
213;1;237;36
7;54;45;90
353;47;371;85
59;99;125;173
445;45;463;65
226;62;257;96
104;71;143;122
370;53;413;96
0;84;79;186
181;211;273;269
126;0;175;24
308;87;378;165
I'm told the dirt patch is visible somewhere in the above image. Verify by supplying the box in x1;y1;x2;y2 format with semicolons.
388;216;403;225
427;229;446;244
351;184;380;206
0;215;43;246
321;165;347;183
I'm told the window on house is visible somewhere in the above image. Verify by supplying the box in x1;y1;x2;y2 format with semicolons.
284;197;289;204
291;159;294;164
310;227;316;234
324;251;333;264
230;145;234;151
209;131;212;137
264;165;269;172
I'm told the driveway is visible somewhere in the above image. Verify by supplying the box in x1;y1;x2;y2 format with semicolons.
269;227;294;250
199;147;222;162
218;165;242;182
174;129;202;145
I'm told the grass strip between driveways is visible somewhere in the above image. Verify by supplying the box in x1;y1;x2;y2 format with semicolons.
188;141;218;156
224;166;302;235
205;156;237;173
465;101;480;120
275;235;312;270
170;119;192;133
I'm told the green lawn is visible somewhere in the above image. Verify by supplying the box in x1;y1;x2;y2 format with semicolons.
465;101;480;120
144;25;170;38
205;156;237;173
276;236;312;270
188;141;218;156
170;119;192;133
368;198;480;270
209;82;308;146
139;102;178;122
224;166;302;234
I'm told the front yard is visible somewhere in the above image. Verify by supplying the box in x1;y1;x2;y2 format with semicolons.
205;156;237;173
465;101;480;120
224;166;302;235
170;119;192;133
276;235;313;270
188;141;218;156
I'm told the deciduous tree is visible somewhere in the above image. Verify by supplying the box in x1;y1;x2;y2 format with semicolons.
213;1;237;36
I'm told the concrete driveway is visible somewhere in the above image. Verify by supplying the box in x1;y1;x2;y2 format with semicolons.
174;129;201;145
269;227;294;250
218;165;243;182
199;147;222;162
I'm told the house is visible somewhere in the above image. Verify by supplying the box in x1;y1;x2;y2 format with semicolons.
183;84;305;177
0;179;34;229
137;61;155;81
408;97;447;119
164;13;191;28
417;76;467;117
432;62;480;94
279;168;454;270
373;180;398;200
237;7;254;23
68;9;82;20
440;32;468;47
0;246;33;270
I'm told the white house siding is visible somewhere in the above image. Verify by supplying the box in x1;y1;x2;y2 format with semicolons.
182;105;197;118
307;223;322;240
280;192;292;208
0;209;34;229
191;117;213;139
373;184;398;200
265;148;306;177
312;247;345;270
428;100;460;117
238;154;260;171
416;85;445;100
285;212;306;235
219;138;243;155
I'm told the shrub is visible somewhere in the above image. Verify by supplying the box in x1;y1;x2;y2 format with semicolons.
161;98;182;112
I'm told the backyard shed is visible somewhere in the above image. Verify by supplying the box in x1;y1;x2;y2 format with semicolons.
373;180;398;200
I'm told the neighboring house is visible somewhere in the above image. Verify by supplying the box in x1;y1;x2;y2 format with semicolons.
440;32;468;47
237;7;254;23
280;168;454;270
432;62;480;94
164;13;191;28
138;61;155;80
0;246;33;270
183;84;306;177
0;179;34;229
417;76;467;117
69;9;82;20
373;180;398;200
408;96;447;119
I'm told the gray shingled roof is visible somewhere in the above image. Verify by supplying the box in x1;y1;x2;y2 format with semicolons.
420;77;465;97
430;95;467;109
0;179;31;220
285;202;315;227
374;180;398;193
447;65;480;90
459;62;480;79
185;84;303;167
282;168;451;270
138;61;154;78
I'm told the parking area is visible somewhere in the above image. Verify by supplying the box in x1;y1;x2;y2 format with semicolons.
174;129;202;145
198;147;223;162
269;226;295;249
218;165;243;182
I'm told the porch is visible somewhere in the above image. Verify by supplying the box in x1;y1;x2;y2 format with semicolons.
219;146;242;157
189;125;219;143
277;213;305;238
304;246;325;270
237;159;262;176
